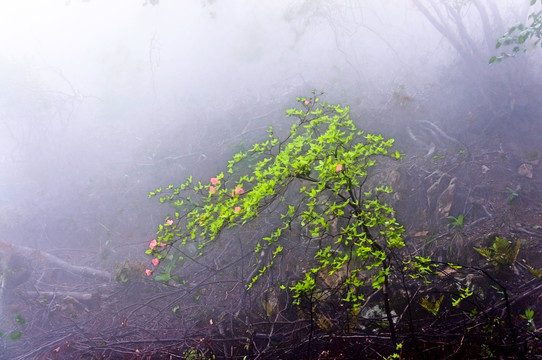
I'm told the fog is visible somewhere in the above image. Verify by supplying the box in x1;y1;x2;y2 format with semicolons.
2;0;542;358
0;0;447;255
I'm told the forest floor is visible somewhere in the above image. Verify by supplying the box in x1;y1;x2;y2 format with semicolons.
2;110;542;360
396;114;542;269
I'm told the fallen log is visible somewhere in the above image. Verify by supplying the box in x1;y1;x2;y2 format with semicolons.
1;240;111;295
17;244;111;282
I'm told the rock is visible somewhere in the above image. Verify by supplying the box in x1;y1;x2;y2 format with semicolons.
518;163;533;178
389;169;402;201
426;170;448;208
437;177;456;218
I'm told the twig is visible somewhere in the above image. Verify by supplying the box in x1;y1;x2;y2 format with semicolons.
12;333;72;360
512;227;542;239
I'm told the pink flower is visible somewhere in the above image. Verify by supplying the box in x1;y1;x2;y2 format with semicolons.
210;177;219;185
234;187;244;195
209;186;216;194
335;164;343;172
160;242;166;247
166;219;173;226
149;239;157;249
145;269;152;276
234;206;241;213
152;258;159;267
304;100;310;106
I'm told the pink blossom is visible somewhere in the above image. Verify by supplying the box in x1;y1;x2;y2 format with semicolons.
210;177;219;185
335;164;343;172
209;186;216;194
152;258;159;267
234;206;241;213
149;239;157;249
145;269;152;276
160;242;166;247
166;219;173;226
234;187;244;195
304;100;310;106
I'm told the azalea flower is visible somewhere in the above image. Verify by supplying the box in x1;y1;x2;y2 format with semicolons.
335;164;343;172
234;187;244;195
166;219;173;226
149;239;157;249
160;242;166;247
145;269;152;276
234;206;241;213
210;177;219;185
152;258;159;266
209;186;216;194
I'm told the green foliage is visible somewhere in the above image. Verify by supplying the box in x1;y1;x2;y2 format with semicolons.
480;343;495;358
420;295;444;316
447;213;464;230
154;254;181;284
0;311;25;341
147;94;405;311
383;342;402;360
490;1;542;63
183;348;214;360
523;308;535;320
505;186;519;203
474;236;520;270
527;264;542;278
113;260;147;283
9;331;22;340
521;308;535;331
14;313;25;325
405;256;440;283
451;285;473;307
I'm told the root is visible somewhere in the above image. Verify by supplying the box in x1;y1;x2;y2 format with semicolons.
418;120;463;147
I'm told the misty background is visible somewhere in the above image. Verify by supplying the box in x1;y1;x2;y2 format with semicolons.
0;0;535;269
4;1;542;358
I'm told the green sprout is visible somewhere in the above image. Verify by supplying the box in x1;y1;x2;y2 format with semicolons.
447;213;464;230
505;186;519;203
521;308;535;331
474;236;520;270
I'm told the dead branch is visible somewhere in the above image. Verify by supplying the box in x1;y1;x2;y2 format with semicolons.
17;244;111;282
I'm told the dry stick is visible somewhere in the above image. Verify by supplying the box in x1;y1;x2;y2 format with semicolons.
362;222;397;349
397;270;423;359
25;291;94;301
17;244;111;281
381;266;397;347
12;333;72;360
307;291;314;360
441;263;524;357
511;227;542;239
